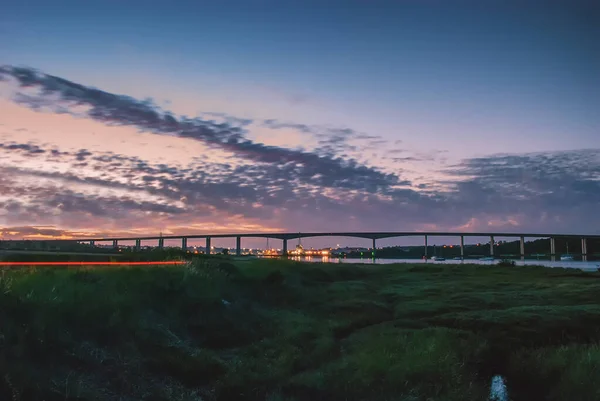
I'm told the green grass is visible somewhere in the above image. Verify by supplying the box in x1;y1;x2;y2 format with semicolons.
0;259;599;400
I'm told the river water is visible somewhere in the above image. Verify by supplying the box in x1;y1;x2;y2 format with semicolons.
284;256;600;271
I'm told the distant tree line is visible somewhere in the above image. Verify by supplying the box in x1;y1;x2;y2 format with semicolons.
344;238;600;260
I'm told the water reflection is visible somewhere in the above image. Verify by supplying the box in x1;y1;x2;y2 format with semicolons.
274;256;600;271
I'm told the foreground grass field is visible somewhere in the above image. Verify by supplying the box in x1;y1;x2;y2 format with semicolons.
1;259;599;401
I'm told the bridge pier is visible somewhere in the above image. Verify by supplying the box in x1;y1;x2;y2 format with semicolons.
205;237;211;255
460;235;464;260
112;239;118;249
490;236;494;258
582;238;587;262
236;236;241;256
135;239;141;251
372;238;376;259
550;237;556;261
181;237;187;251
158;238;164;249
424;235;428;259
282;239;288;257
520;236;525;260
90;240;95;247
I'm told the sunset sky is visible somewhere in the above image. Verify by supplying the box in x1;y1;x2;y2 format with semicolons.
1;0;599;247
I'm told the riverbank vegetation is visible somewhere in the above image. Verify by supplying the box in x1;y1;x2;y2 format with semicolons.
0;248;193;263
1;259;599;400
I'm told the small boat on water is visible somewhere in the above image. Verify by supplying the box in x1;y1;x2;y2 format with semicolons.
560;243;574;261
430;245;445;261
480;257;495;261
453;257;463;261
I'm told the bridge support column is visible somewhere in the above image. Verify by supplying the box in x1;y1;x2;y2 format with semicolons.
158;238;164;249
205;237;211;255
520;236;525;260
90;240;95;246
112;239;118;249
181;237;187;251
489;236;494;258
372;238;376;259
282;239;288;257
236;236;241;256
135;239;141;251
550;237;556;261
581;238;587;262
460;236;464;260
424;235;428;259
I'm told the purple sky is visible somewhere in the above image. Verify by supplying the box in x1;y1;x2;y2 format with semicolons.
0;1;599;247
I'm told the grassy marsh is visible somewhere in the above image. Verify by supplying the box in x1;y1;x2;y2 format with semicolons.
0;259;599;400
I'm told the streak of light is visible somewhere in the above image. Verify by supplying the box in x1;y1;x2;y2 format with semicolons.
0;261;186;266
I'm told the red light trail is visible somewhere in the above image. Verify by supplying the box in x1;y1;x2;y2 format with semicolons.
0;261;186;266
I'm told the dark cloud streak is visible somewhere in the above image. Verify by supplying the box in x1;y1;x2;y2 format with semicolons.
1;65;401;193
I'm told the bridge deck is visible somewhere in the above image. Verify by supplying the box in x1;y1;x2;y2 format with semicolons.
35;231;600;242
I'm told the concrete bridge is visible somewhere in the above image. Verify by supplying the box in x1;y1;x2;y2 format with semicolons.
64;231;600;261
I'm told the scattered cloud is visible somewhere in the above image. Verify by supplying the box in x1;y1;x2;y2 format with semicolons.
0;65;599;239
198;112;254;127
444;150;600;233
0;142;45;155
260;119;408;166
